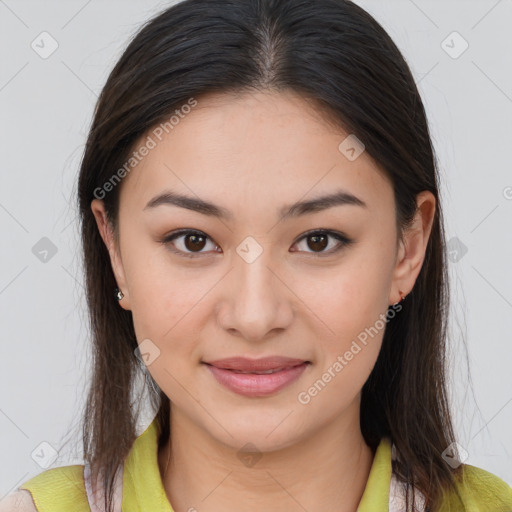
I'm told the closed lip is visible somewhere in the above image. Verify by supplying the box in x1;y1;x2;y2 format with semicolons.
203;356;310;372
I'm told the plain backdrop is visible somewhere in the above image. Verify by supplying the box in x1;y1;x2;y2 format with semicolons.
1;0;511;498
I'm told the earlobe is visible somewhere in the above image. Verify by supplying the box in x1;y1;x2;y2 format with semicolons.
90;199;131;310
389;191;436;305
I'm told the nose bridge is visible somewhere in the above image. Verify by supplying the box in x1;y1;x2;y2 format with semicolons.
234;234;278;306
220;234;291;340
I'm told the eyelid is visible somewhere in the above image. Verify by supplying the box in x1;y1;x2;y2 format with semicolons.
160;228;352;258
292;229;351;255
161;229;219;259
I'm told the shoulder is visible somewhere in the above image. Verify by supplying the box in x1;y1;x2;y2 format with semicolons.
449;463;512;510
0;490;37;512
4;464;89;512
18;464;85;491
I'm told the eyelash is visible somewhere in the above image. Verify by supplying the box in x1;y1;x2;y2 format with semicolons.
160;229;353;259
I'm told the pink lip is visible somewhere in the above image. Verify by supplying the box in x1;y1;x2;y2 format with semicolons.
205;356;308;372
203;357;310;397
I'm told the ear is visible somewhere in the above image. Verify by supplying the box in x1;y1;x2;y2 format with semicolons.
389;191;436;305
90;199;131;310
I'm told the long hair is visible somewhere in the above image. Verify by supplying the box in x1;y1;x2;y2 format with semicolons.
76;0;466;510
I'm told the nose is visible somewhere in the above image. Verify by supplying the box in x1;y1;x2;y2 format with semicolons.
216;245;294;343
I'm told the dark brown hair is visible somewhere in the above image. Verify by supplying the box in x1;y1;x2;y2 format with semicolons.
76;0;468;510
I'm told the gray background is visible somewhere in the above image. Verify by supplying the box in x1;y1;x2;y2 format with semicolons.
1;0;511;498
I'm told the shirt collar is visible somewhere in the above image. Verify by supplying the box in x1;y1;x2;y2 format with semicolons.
122;416;392;511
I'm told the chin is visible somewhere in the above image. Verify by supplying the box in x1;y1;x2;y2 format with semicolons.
207;415;308;454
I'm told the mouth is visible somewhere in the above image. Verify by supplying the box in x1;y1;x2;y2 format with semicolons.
203;356;310;372
217;367;299;374
202;357;311;397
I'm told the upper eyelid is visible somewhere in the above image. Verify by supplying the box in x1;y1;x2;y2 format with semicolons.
163;228;348;255
165;228;342;243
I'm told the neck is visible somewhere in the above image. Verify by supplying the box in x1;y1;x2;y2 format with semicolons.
158;403;374;512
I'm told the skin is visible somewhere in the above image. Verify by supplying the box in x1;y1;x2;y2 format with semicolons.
92;90;435;512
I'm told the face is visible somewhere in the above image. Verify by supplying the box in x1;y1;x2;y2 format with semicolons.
92;90;434;453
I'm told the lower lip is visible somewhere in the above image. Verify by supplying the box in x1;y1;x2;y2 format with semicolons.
204;362;309;397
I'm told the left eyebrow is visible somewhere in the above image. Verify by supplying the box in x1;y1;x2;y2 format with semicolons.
143;189;367;221
279;189;367;220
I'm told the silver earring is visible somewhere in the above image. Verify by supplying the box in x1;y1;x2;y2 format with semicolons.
115;287;124;301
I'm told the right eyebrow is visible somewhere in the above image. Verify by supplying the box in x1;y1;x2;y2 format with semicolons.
143;188;367;221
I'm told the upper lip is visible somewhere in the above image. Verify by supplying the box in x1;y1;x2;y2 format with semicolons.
204;356;309;372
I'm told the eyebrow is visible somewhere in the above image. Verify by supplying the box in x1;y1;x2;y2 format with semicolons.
143;189;367;221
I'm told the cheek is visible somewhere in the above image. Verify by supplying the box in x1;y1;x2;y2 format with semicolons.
120;233;199;336
296;271;387;411
125;253;210;400
293;249;391;387
300;255;390;338
130;270;206;349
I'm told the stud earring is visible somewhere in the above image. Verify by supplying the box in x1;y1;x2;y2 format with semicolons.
114;287;124;301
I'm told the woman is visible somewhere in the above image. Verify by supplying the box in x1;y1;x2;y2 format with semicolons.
3;0;511;511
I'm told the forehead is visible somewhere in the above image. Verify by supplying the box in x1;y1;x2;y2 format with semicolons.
119;90;394;217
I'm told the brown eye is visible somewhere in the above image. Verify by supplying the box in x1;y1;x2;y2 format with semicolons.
291;230;351;255
183;233;207;252
306;233;328;252
161;228;352;259
162;229;219;258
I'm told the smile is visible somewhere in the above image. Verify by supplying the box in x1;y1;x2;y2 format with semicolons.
203;361;310;397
